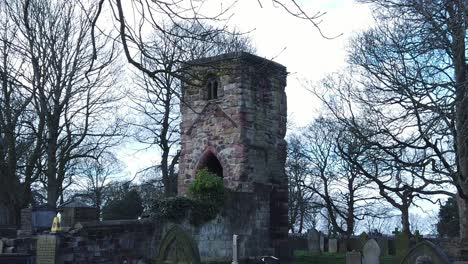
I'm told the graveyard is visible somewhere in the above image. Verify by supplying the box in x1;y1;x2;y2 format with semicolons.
0;0;468;264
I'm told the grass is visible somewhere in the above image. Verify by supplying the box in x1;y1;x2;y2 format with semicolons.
294;250;401;264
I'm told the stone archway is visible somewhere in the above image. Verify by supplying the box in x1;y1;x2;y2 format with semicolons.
195;150;223;178
156;225;201;264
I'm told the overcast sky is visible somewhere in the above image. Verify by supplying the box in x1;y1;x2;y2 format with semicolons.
118;0;375;178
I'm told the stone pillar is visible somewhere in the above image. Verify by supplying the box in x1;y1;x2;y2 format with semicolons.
232;234;239;264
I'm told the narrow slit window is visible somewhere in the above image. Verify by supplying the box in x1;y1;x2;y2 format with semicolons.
206;76;218;100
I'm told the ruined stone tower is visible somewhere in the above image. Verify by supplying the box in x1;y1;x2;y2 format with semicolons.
178;52;289;257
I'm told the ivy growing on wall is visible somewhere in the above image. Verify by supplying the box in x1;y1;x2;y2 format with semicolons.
151;168;226;225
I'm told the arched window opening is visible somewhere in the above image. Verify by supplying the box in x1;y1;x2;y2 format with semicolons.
197;152;223;178
206;75;218;100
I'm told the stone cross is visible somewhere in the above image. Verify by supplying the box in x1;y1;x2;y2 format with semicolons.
363;239;380;264
232;234;239;264
307;228;320;253
329;238;338;253
346;251;362;264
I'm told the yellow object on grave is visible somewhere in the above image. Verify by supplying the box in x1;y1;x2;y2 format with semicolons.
51;216;61;233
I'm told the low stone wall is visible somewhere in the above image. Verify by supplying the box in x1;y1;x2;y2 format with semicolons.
56;219;156;264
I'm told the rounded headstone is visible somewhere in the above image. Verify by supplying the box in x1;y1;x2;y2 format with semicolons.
363;239;380;264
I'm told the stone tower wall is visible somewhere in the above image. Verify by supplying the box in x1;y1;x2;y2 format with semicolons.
178;52;287;194
177;52;289;256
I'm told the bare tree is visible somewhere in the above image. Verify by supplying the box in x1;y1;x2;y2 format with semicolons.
286;134;319;233
296;117;376;237
4;0;124;207
350;0;468;245
71;153;125;214
312;1;467;239
0;2;43;225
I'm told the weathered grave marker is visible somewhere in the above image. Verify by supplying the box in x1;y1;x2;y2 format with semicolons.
36;235;59;264
396;232;410;257
374;237;388;256
329;238;338;253
363;239;380;264
400;240;450;264
307;228;320;253
346;251;362;264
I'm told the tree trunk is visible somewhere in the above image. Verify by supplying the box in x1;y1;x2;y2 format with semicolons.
458;195;468;244
401;206;411;237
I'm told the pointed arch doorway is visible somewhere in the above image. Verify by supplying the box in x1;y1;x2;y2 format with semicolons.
195;150;223;178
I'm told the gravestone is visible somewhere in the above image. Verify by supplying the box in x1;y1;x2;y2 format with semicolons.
36;235;59;264
346;251;361;264
329;239;338;253
400;240;450;264
339;238;348;253
388;238;396;255
396;233;410;257
348;238;362;252
319;234;325;252
374;237;388;256
359;232;369;251
307;229;320;253
363;239;380;264
157;225;201;264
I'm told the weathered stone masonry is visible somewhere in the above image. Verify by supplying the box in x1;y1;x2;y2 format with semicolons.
178;52;289;256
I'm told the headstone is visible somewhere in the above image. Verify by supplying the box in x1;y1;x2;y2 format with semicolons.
388;238;396;255
339;238;348;253
36;235;59;264
359;232;369;251
400;240;450;264
374;237;388;256
232;234;239;264
156;225;201;264
396;233;410;257
307;229;320;253
346;251;361;264
348;238;362;252
329;238;338;253
319;234;325;252
362;239;380;264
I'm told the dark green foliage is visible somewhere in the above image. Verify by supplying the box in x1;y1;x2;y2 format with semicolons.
188;168;225;207
151;168;226;225
151;196;193;222
437;197;459;237
102;189;143;220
